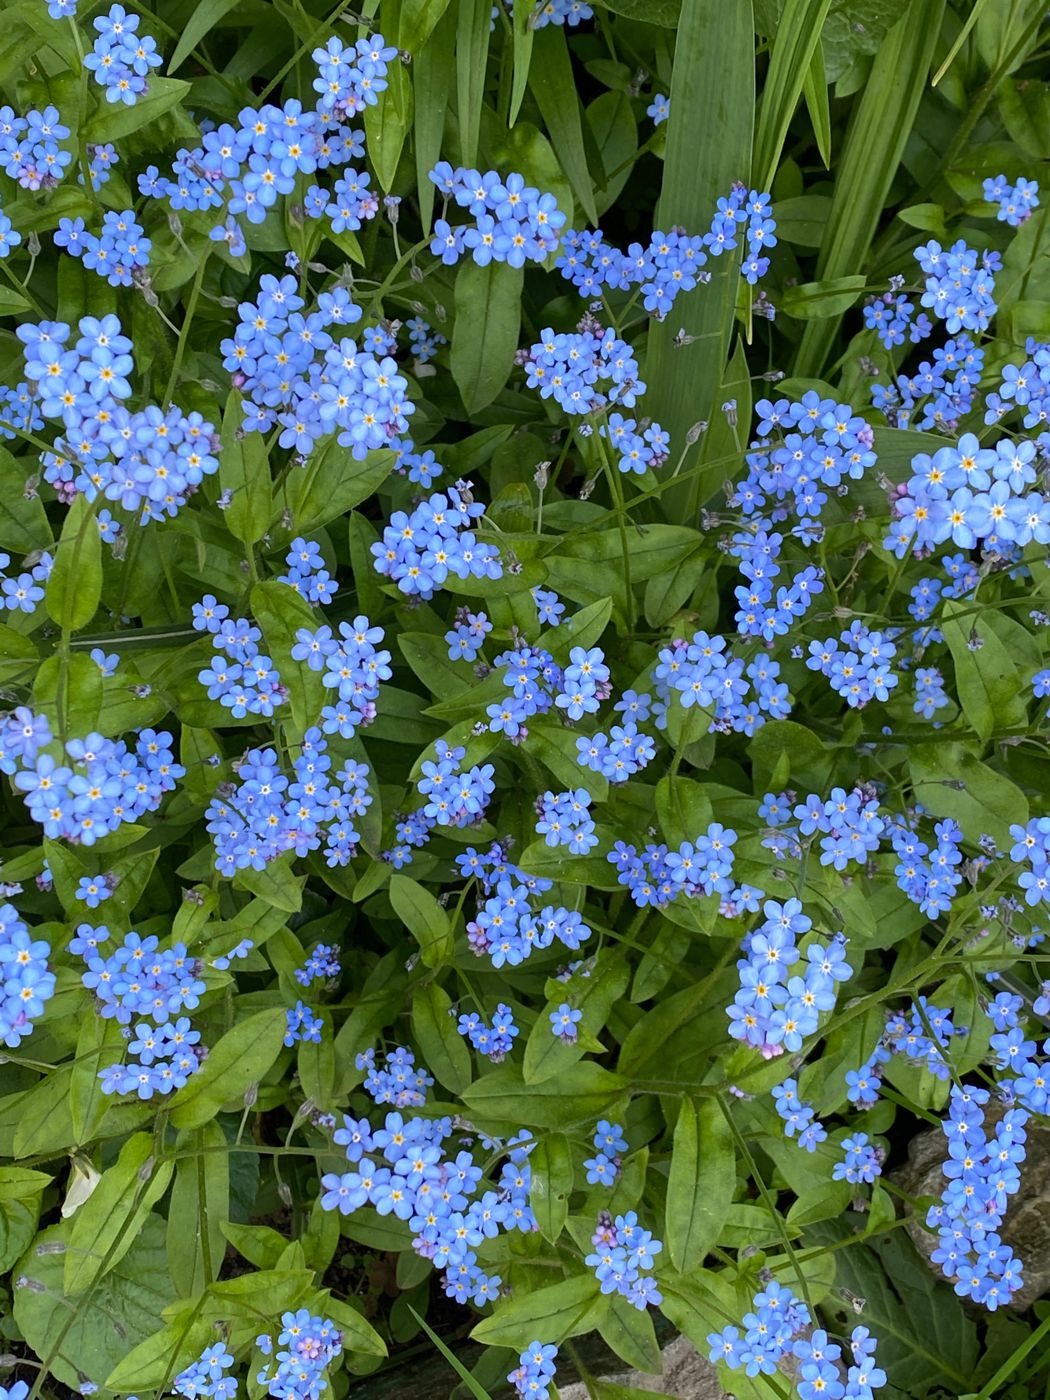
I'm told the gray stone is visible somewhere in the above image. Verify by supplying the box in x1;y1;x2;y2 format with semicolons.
556;1334;727;1399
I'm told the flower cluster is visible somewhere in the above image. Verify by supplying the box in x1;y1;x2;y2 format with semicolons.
711;1282;888;1400
278;538;335;605
886;431;1050;560
556;185;776;312
196;612;288;720
284;1001;323;1047
535;788;597;853
609;824;739;910
2;713;182;843
508;1343;559;1400
173;1341;238;1400
806;622;899;709
428;163;566;268
0;105;72;190
18;313;219;522
926;1082;1027;1310
499;0;593;25
56;208;151;286
465;858;590;968
320;1079;536;1307
205;728;373;873
0;904;54;1049
873;334;983;431
71;925;206;1099
0;551;51;615
85;5;162;105
371;483;502;600
220;274;412;457
586;1207;663;1309
707;1279;811;1377
583;1119;627;1187
887;816;965;916
292;615;390;738
296;944;341;985
522;324;647;417
383;741;495;868
729;906;853;1055
255;1310;344;1400
652;631;792;736
983;174;1040;226
356;1045;434;1108
833;1133;883;1185
1010;817;1050;908
457;1003;519;1061
772;1078;827;1151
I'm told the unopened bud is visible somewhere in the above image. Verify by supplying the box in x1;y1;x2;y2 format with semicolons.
686;421;707;445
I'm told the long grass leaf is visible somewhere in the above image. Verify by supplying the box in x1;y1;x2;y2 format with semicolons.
792;2;945;379
645;0;755;522
528;26;599;226
753;0;833;192
407;1306;495;1400
457;0;491;169
802;26;831;169
414;6;456;235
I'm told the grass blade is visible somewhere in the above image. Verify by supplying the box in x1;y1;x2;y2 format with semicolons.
457;0;491;169
792;1;945;379
528;26;599;225
407;1306;495;1400
753;0;833;192
414;4;456;234
803;22;831;168
509;0;535;126
645;0;755;523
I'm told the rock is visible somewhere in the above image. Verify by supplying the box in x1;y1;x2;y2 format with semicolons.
556;1334;726;1399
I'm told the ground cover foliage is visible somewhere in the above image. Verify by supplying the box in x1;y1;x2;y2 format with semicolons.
1;1;1050;1398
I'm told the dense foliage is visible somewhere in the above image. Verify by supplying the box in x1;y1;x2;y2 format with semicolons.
2;2;1050;1399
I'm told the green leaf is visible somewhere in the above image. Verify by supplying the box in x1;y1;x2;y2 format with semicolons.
655;775;714;848
70;1013;125;1145
0;287;30;315
599;1293;663;1374
0;1176;42;1272
645;0;755;520
168;0;241;71
317;1294;387;1358
169;1008;288;1129
665;1099;735;1273
16;1217;176;1394
587;91;637;215
456;0;490;168
462;1062;628;1129
528;27;598;224
523;951;628;1084
941;598;1026;742
471;1273;607;1348
66;1133;174;1293
793;2;944;375
389;873;454;968
753;0;834;191
781;273;868;319
810;1221;978;1392
277;443;395;539
105;1316;216;1392
220;1220;289;1269
450;260;524;414
46;494;101;633
84;77;192;144
397;0;453;50
219;389;272;545
233;854;304;913
411;982;472;1094
529;1134;572;1243
595;0;680;21
908;743;1028;851
364;58;412;192
167;1122;230;1296
34;652;103;738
